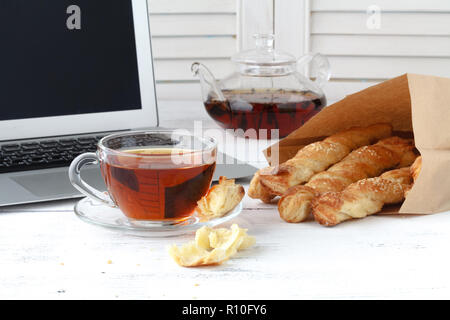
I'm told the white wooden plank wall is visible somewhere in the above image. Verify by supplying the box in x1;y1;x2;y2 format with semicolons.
148;0;238;101
308;0;450;103
149;0;450;102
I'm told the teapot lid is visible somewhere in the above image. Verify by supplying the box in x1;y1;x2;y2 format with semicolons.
231;34;296;67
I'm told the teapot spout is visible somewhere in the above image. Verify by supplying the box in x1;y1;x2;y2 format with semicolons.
191;62;225;101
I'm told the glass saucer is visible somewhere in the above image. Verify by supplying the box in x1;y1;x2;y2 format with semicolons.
74;197;243;237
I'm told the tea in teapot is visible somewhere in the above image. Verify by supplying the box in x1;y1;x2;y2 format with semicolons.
193;34;330;139
204;88;326;139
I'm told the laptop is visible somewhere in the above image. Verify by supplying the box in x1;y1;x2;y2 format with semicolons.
0;0;256;206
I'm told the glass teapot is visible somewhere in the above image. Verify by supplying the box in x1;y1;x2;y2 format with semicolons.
192;34;331;139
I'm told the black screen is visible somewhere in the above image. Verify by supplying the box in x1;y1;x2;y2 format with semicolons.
0;0;142;121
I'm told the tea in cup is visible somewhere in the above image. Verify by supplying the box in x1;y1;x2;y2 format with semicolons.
69;130;217;224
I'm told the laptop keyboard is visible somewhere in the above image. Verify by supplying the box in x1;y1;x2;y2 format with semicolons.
0;135;105;174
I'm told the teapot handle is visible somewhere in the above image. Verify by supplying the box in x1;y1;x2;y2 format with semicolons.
297;53;331;88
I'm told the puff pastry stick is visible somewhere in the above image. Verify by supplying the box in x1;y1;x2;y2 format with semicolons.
256;124;393;197
411;156;422;183
312;167;412;227
278;136;417;223
404;155;422;196
196;176;245;219
248;167;277;203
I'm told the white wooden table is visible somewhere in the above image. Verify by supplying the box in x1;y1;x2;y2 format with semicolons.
1;101;450;300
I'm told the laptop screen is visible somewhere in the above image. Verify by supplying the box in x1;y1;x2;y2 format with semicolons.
0;0;142;121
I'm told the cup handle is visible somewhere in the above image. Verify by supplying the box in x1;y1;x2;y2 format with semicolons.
68;152;116;207
297;53;331;88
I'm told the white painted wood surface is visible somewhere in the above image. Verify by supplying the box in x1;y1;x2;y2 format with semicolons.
148;0;240;101
151;37;237;59
311;12;450;36
311;0;450;12
312;56;450;80
274;0;309;60
148;0;236;14
151;0;450;101
150;14;236;36
1;101;450;300
312;35;450;57
273;0;450;105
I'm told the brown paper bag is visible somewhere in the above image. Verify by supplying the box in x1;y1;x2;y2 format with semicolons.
264;73;450;214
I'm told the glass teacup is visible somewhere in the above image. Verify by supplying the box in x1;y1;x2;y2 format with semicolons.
69;130;217;225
